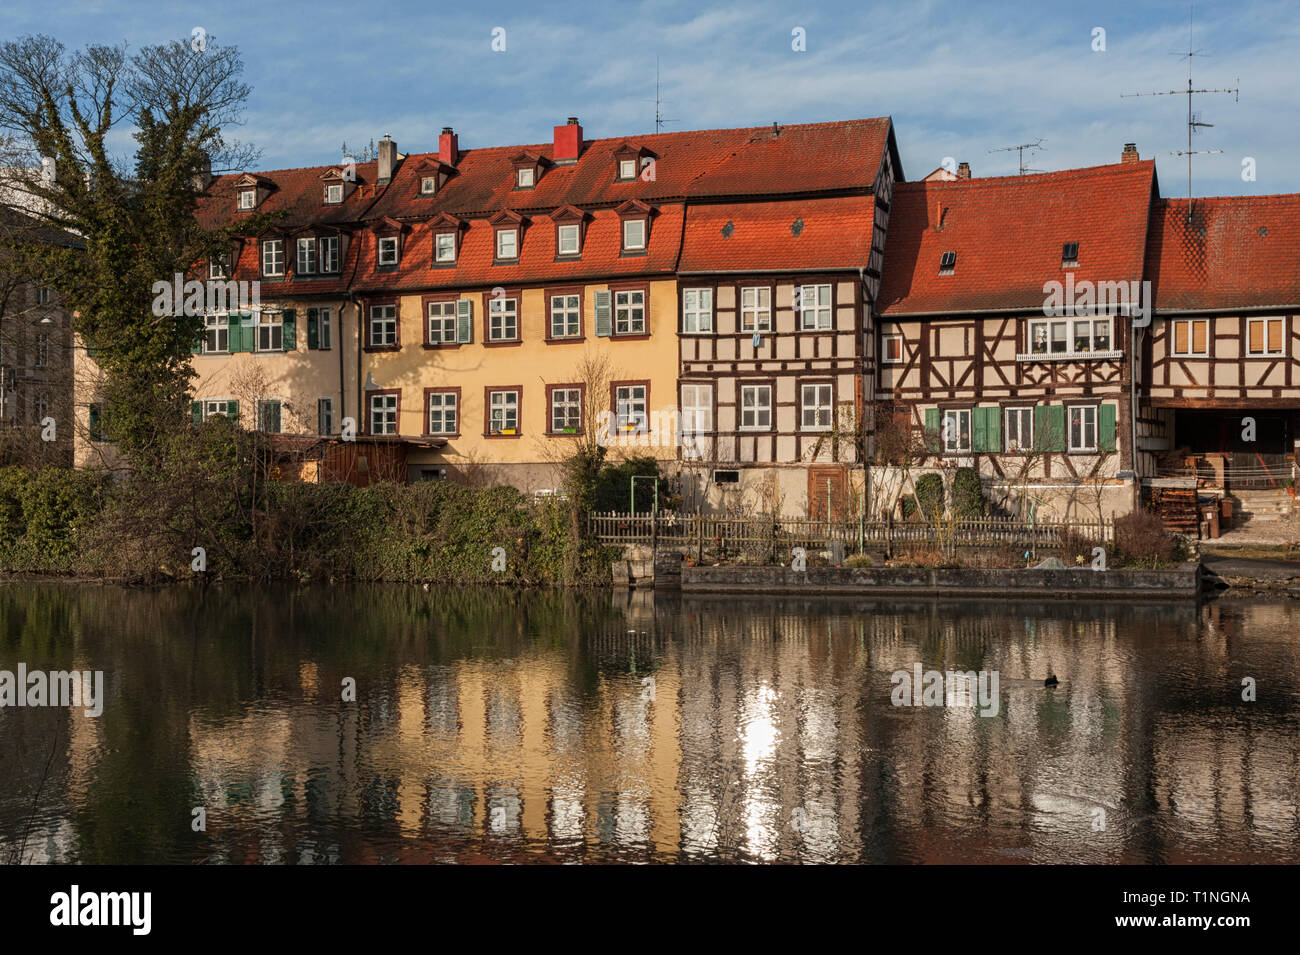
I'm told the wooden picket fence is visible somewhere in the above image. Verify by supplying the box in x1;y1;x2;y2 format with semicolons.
588;510;1114;558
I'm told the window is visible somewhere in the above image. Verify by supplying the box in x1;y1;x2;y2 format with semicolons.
239;189;255;210
427;301;457;344
88;402;107;441
1069;405;1098;452
799;284;832;330
496;229;518;260
320;236;340;273
34;334;49;368
1171;318;1209;356
740;385;772;430
36;286;51;305
488;297;518;341
324;183;343;204
622;219;646;252
614;384;648;433
1247;317;1284;356
428;391;458;435
370;393;397;435
255;312;283;351
262;239;284;277
614;289;645;335
549;387;581;434
943;408;971;453
516;167;534;188
618;159;636;180
318;397;333;435
1062;242;1079;267
257;399;282;434
203;314;229;353
1005;406;1033;452
883;334;903;363
33;393;48;423
1028;317;1112;357
939;251;956;275
801;383;833;431
369;304;397;347
488;390;519;434
420;177;436;195
434;232;456;264
316;307;333;350
209;253;229;280
377;236;399;268
680;384;713;456
557;224;580;256
682;288;713;334
550;294;580;339
203;399;231;420
740;287;771;332
296;237;317;275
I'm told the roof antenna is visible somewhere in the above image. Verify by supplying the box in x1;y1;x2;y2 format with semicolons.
773;121;780;136
651;58;676;134
987;138;1045;174
1121;4;1239;221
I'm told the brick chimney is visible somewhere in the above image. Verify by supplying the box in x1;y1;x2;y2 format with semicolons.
956;162;971;180
439;127;459;166
1121;143;1139;164
377;134;398;185
553;117;583;164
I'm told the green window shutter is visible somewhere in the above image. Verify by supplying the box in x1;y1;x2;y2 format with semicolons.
973;406;1001;452
282;308;296;350
227;399;239;425
456;299;473;343
924;407;941;452
594;290;612;337
191;325;203;355
88;403;102;440
231;313;250;352
972;407;987;452
191;400;203;426
1035;406;1066;452
306;308;319;350
1099;403;1117;452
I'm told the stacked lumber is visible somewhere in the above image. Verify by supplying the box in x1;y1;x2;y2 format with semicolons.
1149;487;1199;532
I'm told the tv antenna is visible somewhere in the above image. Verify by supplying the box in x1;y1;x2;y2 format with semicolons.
651;58;676;134
988;138;1045;174
1121;6;1238;220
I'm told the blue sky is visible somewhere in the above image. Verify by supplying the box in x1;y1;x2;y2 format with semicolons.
6;0;1298;195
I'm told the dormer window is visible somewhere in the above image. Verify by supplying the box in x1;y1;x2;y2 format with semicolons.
489;210;527;263
496;229;518;260
378;236;399;267
296;237;317;274
421;176;437;195
613;142;653;182
239;190;255;210
623;219;646;251
551;204;586;259
209;251;229;280
435;232;456;263
558;224;580;256
1062;242;1079;267
939;251;956;275
615;199;652;255
510;152;544;190
323;183;343;204
516;167;534;189
618;159;636;181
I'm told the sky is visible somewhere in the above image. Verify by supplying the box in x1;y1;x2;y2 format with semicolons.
3;0;1297;196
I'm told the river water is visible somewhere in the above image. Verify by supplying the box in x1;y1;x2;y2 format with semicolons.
0;583;1296;864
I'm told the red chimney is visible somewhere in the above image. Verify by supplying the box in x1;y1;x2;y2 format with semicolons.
1121;143;1139;164
439;127;459;166
553;117;583;164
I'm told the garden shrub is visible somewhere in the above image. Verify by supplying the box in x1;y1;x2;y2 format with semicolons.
951;467;986;519
914;473;945;520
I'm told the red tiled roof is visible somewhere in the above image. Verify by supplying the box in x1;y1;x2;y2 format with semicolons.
1146;195;1300;311
878;161;1155;314
197;160;381;231
678;196;876;273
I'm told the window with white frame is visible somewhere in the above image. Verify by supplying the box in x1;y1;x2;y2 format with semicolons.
203;399;232;420
209;253;229;280
516;167;534;188
488;390;518;433
680;383;713;454
615;289;645;335
296;237;317;274
882;334;903;363
550;388;581;433
370;393;397;435
740;286;771;332
618;159;636;180
496;229;518;260
740;384;772;430
324;183;343;204
550;294;580;338
1005;406;1034;452
682;288;713;334
255;312;283;351
622;218;646;252
36;286;51;305
614;384;648;433
317;307;333;349
427;301;456;344
318;397;333;435
1171;318;1209;356
33;392;48;424
428;391;457;434
943;408;972;453
320;235;340;273
377;236;399;267
257;399;282;434
1247;317;1284;356
1029;317;1112;356
434;232;456;263
801;383;833;431
204;313;229;353
489;297;518;341
239;190;255;210
557;224;580;256
34;334;49;369
369;304;397;347
799;284;832;330
420;176;436;195
1069;405;1098;452
262;239;284;277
